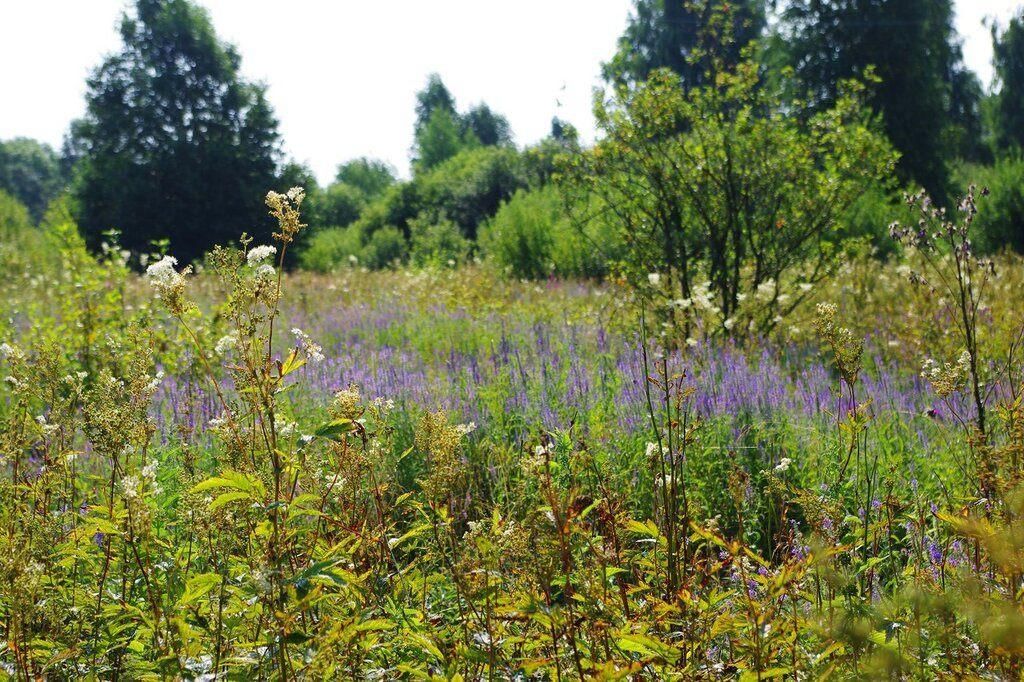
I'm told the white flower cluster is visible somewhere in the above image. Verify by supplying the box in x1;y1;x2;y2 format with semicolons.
215;332;238;356
36;414;59;437
372;396;396;412
290;328;324;364
774;457;792;473
275;415;298;439
246;245;277;267
254;263;276;280
645;441;668;459
455;422;477;436
670;281;719;316
145;255;180;287
0;342;24;361
920;350;972;398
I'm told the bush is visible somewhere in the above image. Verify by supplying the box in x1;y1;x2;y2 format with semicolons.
480;186;622;279
299;225;363;272
956;156;1024;253
305;183;365;230
362;225;407;268
836;182;905;257
408;216;470;267
479;189;554;278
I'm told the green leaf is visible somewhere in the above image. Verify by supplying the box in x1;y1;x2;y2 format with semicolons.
209;490;252;511
314;419;356;442
280;348;306;377
179;573;222;607
617;633;680;663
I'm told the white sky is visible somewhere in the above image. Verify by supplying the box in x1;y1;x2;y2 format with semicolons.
1;1;1021;183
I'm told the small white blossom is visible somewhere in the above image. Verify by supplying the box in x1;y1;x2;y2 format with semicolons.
145;256;179;286
246;245;277;267
215;333;238;356
290;328;324;364
254;263;276;279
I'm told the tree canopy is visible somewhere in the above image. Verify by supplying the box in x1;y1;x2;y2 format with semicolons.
68;0;282;262
0;138;64;223
411;74;513;173
603;0;765;90
993;9;1024;151
782;0;979;200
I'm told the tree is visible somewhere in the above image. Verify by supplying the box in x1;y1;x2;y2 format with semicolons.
561;64;895;337
0;138;64;222
782;0;979;200
411;75;513;172
603;0;765;90
462;104;512;146
993;10;1024;151
335;158;396;199
412;109;477;173
69;0;282;262
414;73;457;132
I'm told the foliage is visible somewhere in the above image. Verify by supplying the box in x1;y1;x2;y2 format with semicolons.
462;103;512;147
297;224;362;272
3;185;1024;677
67;0;282;262
603;0;765;90
411;73;513;173
333;157;396;199
562;62;895;337
480;186;622;279
305;182;365;230
0;137;64;222
781;0;981;199
993;9;1024;151
412;108;478;173
956;156;1024;253
408;216;470;268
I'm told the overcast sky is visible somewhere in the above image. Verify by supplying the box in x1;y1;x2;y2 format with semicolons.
1;1;1021;183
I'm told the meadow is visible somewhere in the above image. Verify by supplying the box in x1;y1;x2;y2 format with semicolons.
1;189;1023;680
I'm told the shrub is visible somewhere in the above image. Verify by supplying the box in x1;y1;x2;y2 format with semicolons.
479;188;555;278
408;216;470;267
362;225;407;268
481;186;625;280
561;63;896;336
299;224;363;272
836;182;906;256
305;182;365;230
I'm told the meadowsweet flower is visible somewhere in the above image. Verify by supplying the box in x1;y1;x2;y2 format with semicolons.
0;342;23;361
145;256;179;286
331;385;362;419
145;255;191;313
647;272;661;286
215;333;238;356
774;457;792;473
36;414;59;436
291;328;324;363
246;245;277;266
146;370;164;393
254;263;276;279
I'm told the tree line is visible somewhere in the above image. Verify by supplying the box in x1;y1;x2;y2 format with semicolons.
3;0;1024;264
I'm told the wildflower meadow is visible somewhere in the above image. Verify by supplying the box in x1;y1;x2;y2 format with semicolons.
5;0;1024;679
1;182;1023;679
